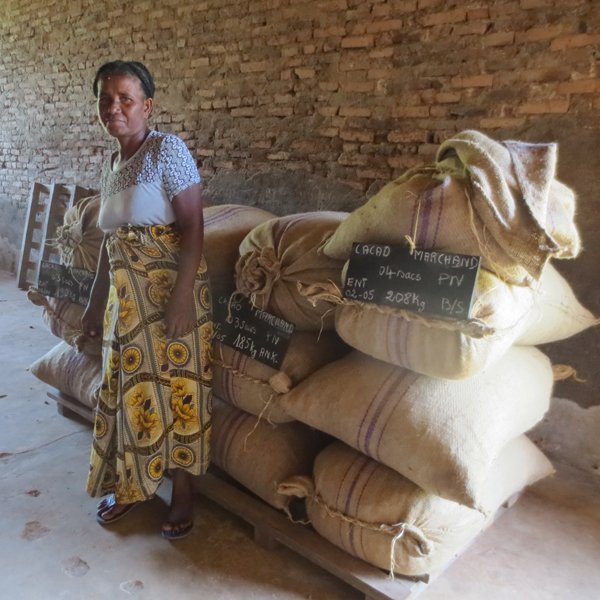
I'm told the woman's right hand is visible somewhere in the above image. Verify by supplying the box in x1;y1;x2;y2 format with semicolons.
81;302;105;339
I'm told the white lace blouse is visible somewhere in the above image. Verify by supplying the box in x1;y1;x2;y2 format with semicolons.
97;130;201;233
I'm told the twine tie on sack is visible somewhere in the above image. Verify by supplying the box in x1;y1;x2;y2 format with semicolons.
308;491;433;578
234;248;282;309
552;364;586;382
403;191;421;255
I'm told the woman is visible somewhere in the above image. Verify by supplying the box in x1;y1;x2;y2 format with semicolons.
82;60;212;540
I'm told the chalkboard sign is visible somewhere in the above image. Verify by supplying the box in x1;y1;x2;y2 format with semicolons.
37;261;95;306
343;243;481;320
213;293;294;370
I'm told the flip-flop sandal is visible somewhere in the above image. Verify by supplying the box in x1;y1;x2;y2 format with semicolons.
161;520;194;540
96;495;138;525
96;495;113;513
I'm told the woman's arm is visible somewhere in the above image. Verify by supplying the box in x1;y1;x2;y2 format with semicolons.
164;182;205;340
81;233;111;339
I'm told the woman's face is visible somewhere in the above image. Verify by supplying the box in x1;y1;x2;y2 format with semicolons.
96;74;153;140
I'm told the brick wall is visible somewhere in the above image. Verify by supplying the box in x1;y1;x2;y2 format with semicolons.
1;0;599;403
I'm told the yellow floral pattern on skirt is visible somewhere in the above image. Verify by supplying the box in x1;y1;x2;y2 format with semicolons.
86;224;212;504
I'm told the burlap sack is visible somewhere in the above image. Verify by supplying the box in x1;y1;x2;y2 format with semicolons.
333;266;534;379
280;346;553;509
54;195;103;271
211;397;329;511
213;331;349;423
235;212;347;330
29;341;102;409
26;290;99;356
321;262;596;379
322;130;579;284
279;438;553;577
26;196;103;356
517;262;599;345
204;204;275;296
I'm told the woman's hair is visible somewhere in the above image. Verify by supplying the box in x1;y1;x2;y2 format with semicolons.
92;60;155;99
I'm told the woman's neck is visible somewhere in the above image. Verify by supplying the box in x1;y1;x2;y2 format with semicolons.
117;128;150;162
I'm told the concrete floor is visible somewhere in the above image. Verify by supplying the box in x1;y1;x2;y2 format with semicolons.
1;268;599;600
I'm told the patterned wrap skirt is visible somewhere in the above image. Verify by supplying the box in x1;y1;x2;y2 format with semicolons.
86;224;213;504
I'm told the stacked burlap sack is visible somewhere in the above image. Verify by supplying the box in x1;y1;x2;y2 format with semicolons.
28;196;104;409
208;210;351;514
27;195;103;357
273;131;598;577
212;210;352;423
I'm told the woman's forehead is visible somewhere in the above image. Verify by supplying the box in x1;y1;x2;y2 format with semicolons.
98;73;144;95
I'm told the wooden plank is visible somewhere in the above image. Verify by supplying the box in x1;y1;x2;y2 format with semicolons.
196;472;427;600
17;182;51;290
47;388;94;423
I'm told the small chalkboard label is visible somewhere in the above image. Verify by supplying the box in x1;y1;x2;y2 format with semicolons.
37;261;95;306
343;243;481;320
213;293;294;370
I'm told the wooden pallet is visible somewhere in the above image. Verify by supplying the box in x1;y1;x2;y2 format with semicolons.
47;388;94;424
195;472;428;600
17;182;95;290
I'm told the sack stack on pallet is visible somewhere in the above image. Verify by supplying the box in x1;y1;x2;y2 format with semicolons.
275;131;598;578
211;211;352;509
28;195;104;410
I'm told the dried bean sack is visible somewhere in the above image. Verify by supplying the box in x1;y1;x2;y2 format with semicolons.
211;398;329;511
322;262;596;379
212;331;349;423
235;212;347;330
27;196;103;356
204;204;274;296
29;341;102;409
280;346;553;509
322;130;579;285
280;439;553;577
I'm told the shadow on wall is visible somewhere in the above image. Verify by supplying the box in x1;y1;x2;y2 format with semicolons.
0;202;27;273
0;236;18;273
203;169;366;216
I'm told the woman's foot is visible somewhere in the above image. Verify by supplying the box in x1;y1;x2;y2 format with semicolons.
96;494;138;525
161;469;194;540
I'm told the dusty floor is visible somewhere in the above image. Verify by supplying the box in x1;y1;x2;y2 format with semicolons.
1;269;599;600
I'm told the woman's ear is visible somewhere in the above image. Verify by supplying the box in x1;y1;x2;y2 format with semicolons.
144;97;154;119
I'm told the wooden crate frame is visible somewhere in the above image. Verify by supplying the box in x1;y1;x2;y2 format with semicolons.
17;182;96;290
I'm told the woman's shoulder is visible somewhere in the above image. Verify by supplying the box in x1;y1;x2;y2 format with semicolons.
147;130;189;154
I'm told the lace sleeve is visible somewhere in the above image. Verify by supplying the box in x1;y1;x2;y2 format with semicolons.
159;134;201;200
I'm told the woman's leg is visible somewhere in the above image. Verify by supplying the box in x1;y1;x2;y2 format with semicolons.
161;469;194;537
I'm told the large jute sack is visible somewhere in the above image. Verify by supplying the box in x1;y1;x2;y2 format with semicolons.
27;290;98;354
54;195;103;271
235;212;347;331
322;130;580;284
29;341;102;409
26;196;103;356
280;346;553;509
212;331;349;423
204;204;275;295
319;262;596;379
211;397;329;511
279;438;553;577
332;266;534;379
517;262;599;345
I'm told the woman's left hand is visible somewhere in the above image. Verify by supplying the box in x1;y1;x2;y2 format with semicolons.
164;289;196;340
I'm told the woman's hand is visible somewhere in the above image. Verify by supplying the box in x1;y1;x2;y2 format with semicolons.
81;301;105;339
164;288;196;340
